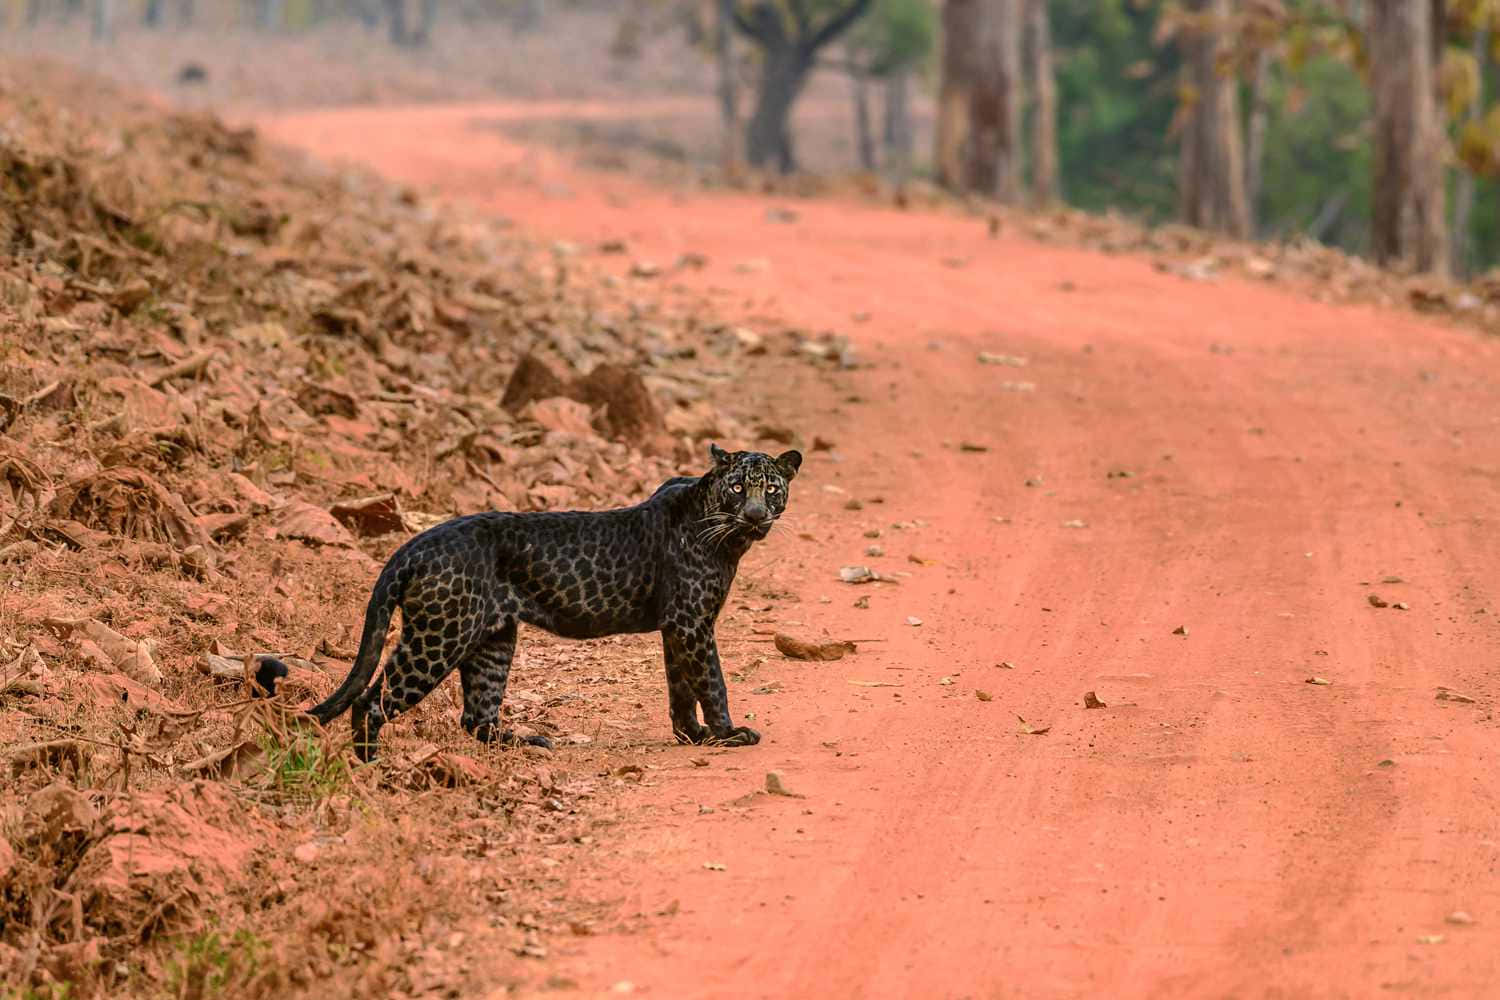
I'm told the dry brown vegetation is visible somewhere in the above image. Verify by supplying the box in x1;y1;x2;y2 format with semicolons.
0;60;791;999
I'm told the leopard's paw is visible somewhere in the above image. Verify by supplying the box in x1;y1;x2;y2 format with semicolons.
706;725;760;747
673;721;710;745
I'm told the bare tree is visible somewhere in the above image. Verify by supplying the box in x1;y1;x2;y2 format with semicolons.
1175;0;1249;237
847;41;877;170
256;0;285;30
882;68;913;180
1367;0;1447;274
715;0;742;165
1024;0;1056;205
91;0;114;41
732;0;875;173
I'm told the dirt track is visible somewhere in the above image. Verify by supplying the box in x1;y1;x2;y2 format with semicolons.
255;102;1500;997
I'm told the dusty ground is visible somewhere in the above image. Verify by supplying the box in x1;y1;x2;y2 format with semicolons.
252;100;1500;998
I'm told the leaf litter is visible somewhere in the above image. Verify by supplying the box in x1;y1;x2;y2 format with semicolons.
0;62;787;997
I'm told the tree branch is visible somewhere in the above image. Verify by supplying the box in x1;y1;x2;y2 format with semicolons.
788;0;811;37
730;3;766;43
805;0;874;54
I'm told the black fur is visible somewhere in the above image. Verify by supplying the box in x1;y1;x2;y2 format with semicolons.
302;444;801;760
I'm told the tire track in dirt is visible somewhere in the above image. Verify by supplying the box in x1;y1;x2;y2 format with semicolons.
254;100;1500;998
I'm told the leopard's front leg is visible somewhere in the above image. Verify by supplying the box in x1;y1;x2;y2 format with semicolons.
662;623;759;747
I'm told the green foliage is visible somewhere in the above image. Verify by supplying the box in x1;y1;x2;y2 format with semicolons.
261;731;349;800
1052;0;1181;220
164;929;266;999
1256;53;1372;251
847;0;934;76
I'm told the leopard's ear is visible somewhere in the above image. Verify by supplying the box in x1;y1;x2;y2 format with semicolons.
709;443;732;469
775;450;802;480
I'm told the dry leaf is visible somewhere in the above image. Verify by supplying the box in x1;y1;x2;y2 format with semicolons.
274;501;356;548
765;771;804;798
1436;688;1477;703
975;689;993;702
1017;715;1051;735
849;680;901;688
330;493;412;537
1083;691;1106;709
1305;677;1332;686
905;616;923;627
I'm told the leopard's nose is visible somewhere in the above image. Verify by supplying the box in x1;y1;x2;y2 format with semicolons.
742;502;770;526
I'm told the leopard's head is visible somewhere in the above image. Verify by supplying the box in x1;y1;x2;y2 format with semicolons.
700;443;801;543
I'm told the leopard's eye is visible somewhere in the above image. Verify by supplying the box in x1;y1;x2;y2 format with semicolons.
767;483;779;493
731;483;743;494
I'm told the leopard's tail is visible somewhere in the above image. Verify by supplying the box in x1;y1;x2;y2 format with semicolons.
304;562;404;724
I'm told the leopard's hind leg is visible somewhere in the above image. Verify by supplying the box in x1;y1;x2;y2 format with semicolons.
351;616;466;762
459;620;551;749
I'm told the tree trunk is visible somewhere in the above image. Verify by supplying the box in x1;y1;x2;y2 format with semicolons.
883;69;913;182
850;46;877;171
177;0;194;26
90;0;113;40
746;45;812;172
735;0;871;174
1024;0;1057;205
385;0;408;45
1245;47;1272;236
938;0;1023;199
1176;0;1249;237
715;0;741;166
256;0;284;30
410;0;435;45
143;0;164;27
935;0;980;189
967;0;1023;201
1368;0;1447;274
1453;26;1487;276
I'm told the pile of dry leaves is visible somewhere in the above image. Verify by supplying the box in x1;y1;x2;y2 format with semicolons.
0;62;770;997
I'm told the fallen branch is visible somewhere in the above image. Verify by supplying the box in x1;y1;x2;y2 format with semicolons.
146;350;215;387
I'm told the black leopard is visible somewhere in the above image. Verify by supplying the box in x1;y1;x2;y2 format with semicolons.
285;444;801;760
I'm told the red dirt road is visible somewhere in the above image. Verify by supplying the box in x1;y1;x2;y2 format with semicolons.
256;102;1500;997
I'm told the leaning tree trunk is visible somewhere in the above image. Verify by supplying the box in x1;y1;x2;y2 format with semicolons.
966;0;1024;201
746;46;812;171
1025;0;1057;205
883;69;914;182
1368;0;1447;274
1176;0;1249;238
